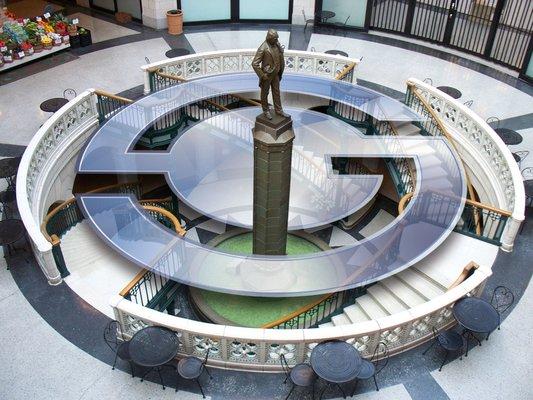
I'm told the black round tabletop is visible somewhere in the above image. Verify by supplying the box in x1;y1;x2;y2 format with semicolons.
437;86;462;99
325;50;349;57
0;219;25;246
523;180;533;197
0;189;16;204
453;297;499;334
0;158;18;180
494;128;523;145
40;98;69;113
129;326;179;367
310;341;362;383
318;10;336;21
165;48;191;58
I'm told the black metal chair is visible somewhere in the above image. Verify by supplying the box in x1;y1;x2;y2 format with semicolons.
103;320;135;377
422;326;465;371
351;342;389;396
63;88;77;100
333;16;350;36
486;116;500;129
490;286;514;332
423;77;433;86
302;10;314;31
513;150;529;168
280;353;317;400
463;100;474;108
145;56;151;64
177;348;213;398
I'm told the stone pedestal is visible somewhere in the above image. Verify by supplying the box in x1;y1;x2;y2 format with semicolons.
252;114;295;255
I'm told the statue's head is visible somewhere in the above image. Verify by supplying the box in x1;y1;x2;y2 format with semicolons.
266;29;279;45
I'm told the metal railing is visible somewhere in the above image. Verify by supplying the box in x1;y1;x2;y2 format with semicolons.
261;288;360;329
40;182;184;277
119;269;181;314
398;192;512;245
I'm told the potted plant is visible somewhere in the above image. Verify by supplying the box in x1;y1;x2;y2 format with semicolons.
166;9;183;35
41;35;52;50
67;23;77;36
54;21;68;36
78;27;92;47
21;41;33;56
3;50;13;63
30;36;43;53
12;46;24;60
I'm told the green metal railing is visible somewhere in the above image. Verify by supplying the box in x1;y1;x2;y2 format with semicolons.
120;269;181;314
262;287;362;329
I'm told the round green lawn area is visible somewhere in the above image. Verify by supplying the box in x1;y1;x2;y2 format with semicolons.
196;233;324;328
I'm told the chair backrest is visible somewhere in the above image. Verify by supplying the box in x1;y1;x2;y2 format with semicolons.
103;320;121;351
302;9;307;20
279;353;291;380
430;326;439;339
423;77;433;85
343;16;350;25
485;116;500;128
490;286;514;315
463;100;474;108
202;346;211;365
371;342;389;375
145;56;151;64
63;88;77;100
522;167;533;179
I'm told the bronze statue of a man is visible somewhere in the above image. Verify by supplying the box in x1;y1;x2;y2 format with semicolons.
252;29;289;120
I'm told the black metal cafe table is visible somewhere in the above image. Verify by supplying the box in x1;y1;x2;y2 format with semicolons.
325;49;349;57
310;340;362;399
436;86;462;99
0;219;26;257
40;97;69;113
129;326;180;389
453;296;499;356
0;157;19;189
165;48;191;58
317;10;336;22
494;128;523;145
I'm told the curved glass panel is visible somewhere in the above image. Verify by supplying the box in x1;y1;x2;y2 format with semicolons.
77;73;466;297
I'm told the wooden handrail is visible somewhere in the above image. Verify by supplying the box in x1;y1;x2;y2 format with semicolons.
93;89;134;104
335;62;357;81
261;292;332;329
142;205;186;236
155;69;187;82
41;181;139;243
448;261;479;290
398;192;414;214
119;269;150;297
397;192;512;217
407;84;481;234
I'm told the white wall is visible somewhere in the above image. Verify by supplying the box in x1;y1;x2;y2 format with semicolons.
292;0;316;25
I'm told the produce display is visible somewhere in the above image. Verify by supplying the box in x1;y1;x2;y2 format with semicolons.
0;7;90;68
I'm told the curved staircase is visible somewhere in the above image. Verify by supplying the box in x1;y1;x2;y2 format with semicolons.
320;232;499;328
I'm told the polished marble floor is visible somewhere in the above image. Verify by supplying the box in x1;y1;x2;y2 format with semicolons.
0;7;532;400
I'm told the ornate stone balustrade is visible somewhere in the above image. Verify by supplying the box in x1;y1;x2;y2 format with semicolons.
16;90;99;284
406;78;525;251
111;266;490;371
141;49;360;94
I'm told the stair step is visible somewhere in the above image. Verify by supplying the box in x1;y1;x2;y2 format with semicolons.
318;322;334;328
344;303;370;323
412;266;448;291
396;269;445;300
367;284;409;314
380;276;426;308
331;313;351;326
392;122;421;136
356;295;389;319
